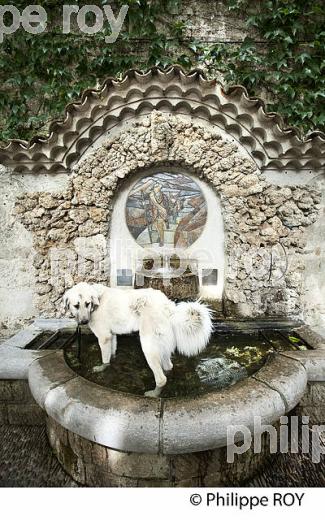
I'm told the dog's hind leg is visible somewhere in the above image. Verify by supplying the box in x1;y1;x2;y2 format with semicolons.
139;311;175;397
143;350;167;398
140;335;167;398
92;335;113;373
163;358;173;371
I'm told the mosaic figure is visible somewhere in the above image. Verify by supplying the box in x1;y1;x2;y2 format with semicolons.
126;172;207;248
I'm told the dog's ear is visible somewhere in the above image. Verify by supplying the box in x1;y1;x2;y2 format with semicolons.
91;294;100;311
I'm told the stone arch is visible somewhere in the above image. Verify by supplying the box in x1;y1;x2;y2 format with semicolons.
15;112;321;319
2;67;324;175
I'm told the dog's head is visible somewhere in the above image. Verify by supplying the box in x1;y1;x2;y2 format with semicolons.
62;282;100;325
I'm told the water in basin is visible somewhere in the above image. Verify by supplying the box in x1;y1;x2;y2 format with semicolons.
64;328;308;398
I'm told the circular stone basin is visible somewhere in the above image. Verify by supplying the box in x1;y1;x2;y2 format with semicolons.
64;329;308;398
28;326;310;487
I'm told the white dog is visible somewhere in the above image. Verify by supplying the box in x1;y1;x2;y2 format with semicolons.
63;282;212;397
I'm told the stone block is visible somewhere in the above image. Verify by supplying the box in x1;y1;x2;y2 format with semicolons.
254;354;307;412
170;452;204;480
42;374;161;453
295;405;325;425
68;430;92;461
28;351;76;408
0;380;30;403
90;442;108;466
162;378;285;454
47;415;69;446
55;441;86;486
300;382;325;406
309;383;325;405
105;449;170;480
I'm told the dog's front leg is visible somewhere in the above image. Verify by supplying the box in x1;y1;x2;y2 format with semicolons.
92;334;112;373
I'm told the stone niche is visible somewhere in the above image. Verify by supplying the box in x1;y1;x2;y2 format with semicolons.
110;163;225;303
1;68;323;322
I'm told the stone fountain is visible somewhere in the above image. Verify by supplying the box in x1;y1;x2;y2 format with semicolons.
0;67;324;487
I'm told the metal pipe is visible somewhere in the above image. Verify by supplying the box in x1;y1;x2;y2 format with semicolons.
37;330;60;350
77;325;82;360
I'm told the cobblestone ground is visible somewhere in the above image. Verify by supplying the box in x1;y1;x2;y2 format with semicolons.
0;426;78;487
0;425;325;487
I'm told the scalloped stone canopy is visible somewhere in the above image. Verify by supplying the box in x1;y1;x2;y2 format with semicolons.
1;66;324;174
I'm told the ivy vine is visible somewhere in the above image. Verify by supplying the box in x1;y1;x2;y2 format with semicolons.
0;0;324;145
0;0;190;144
193;0;325;135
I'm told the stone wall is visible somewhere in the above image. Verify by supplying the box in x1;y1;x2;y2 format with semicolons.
303;174;325;329
0;165;36;334
14;112;321;319
47;415;272;487
0;165;68;335
1;2;324;331
178;0;256;42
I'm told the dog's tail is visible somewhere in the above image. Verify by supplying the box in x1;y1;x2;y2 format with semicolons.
171;301;213;357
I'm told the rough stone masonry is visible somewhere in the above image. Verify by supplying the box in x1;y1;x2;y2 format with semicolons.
14;112;321;319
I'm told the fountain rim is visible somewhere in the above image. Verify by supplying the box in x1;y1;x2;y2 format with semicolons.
28;351;306;454
2;319;325;455
27;346;309;455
